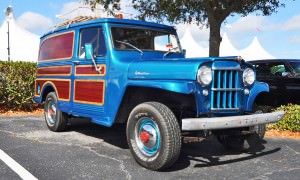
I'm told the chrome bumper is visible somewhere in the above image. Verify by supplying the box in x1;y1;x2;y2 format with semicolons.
182;111;284;131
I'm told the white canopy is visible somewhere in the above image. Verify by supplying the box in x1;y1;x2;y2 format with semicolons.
240;36;275;61
0;6;39;62
180;26;208;58
220;33;241;57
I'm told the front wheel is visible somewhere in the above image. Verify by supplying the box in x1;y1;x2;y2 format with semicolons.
126;102;181;170
44;92;68;132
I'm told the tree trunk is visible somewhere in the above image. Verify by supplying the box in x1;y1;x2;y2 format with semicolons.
209;21;222;57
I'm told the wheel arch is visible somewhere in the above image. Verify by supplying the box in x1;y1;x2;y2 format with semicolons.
114;86;197;124
41;83;56;103
244;81;269;111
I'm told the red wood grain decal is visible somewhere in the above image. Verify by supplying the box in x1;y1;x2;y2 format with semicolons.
38;31;74;61
37;66;72;76
75;65;106;76
35;79;70;101
74;80;105;105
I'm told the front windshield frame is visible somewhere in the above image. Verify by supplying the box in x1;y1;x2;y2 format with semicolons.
110;26;182;53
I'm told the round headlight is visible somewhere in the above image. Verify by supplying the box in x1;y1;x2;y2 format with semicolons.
197;66;212;86
243;68;255;86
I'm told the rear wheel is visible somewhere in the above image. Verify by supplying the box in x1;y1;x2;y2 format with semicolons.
44;92;68;132
126;102;181;170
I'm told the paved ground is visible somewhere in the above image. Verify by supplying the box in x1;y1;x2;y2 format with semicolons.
0;115;299;180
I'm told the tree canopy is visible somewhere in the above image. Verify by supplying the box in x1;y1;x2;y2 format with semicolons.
85;0;291;57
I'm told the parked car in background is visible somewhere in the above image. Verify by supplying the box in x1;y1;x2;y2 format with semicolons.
249;59;300;106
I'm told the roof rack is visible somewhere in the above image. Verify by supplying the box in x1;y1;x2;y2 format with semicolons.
54;16;98;28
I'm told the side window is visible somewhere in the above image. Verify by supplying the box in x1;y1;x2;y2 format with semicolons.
154;34;179;52
79;27;106;58
255;63;271;76
39;31;74;61
269;63;291;77
270;64;286;75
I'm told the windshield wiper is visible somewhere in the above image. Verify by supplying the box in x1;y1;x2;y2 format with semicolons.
163;47;179;57
115;40;143;55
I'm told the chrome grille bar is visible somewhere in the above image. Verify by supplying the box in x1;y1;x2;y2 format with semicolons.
211;69;241;111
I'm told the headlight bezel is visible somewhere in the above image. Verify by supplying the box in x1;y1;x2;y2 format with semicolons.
197;65;212;86
243;67;255;86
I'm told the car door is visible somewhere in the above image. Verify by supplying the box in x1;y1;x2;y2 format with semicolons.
254;62;285;105
283;61;300;103
71;26;108;122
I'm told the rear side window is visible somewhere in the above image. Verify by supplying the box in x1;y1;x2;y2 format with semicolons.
39;31;74;61
254;62;290;76
79;27;106;58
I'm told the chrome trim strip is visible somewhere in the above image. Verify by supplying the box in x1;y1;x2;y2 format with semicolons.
210;108;240;111
211;88;241;91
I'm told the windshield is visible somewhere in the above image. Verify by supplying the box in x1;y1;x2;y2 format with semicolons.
111;27;181;53
290;61;300;74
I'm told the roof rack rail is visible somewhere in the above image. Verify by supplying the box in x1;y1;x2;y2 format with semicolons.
54;16;98;28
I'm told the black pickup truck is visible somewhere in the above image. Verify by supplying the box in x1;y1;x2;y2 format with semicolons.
250;59;300;106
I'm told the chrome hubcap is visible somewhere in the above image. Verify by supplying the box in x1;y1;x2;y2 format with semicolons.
47;101;56;124
135;118;160;156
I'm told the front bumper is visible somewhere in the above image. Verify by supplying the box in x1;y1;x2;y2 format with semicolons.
182;111;284;131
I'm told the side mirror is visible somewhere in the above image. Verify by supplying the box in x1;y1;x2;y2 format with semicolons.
85;43;93;60
182;49;186;57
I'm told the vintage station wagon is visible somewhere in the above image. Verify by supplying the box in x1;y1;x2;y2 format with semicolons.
34;16;284;170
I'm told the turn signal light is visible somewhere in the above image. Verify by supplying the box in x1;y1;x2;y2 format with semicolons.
117;14;123;19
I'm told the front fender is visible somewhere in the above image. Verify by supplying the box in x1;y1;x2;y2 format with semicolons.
127;80;197;94
244;81;269;111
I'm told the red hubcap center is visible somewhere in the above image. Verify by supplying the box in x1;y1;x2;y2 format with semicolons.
49;109;54;117
140;131;150;143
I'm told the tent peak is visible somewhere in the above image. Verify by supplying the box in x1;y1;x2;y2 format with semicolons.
4;5;14;20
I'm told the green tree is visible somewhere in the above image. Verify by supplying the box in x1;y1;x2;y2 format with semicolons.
85;0;291;57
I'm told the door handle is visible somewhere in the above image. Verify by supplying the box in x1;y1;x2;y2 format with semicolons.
72;60;80;65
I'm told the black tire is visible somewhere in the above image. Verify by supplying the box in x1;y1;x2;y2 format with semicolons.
250;104;266;139
44;92;68;132
126;102;181;170
217;105;266;151
217;135;248;151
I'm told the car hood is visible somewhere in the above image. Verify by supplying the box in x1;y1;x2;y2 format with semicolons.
127;58;212;80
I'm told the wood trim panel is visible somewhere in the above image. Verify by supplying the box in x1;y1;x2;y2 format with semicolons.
37;66;72;76
74;80;105;105
35;79;71;101
75;65;106;76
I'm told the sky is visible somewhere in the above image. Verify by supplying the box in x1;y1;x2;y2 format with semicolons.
0;0;300;59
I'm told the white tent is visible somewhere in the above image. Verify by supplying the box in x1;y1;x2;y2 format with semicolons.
240;36;275;61
180;26;208;58
220;33;241;57
0;6;39;62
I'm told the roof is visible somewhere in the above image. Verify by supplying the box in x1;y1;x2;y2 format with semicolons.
240;37;275;61
180;26;208;57
220;33;241;57
43;17;175;37
0;6;39;62
249;59;300;63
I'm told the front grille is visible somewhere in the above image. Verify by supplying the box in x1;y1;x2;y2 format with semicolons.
211;69;241;111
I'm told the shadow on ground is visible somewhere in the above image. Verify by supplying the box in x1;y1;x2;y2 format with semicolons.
65;118;281;171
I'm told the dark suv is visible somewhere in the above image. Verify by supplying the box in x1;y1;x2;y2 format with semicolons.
250;59;300;106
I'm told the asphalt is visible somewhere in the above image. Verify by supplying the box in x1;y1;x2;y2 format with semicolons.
0;115;299;180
